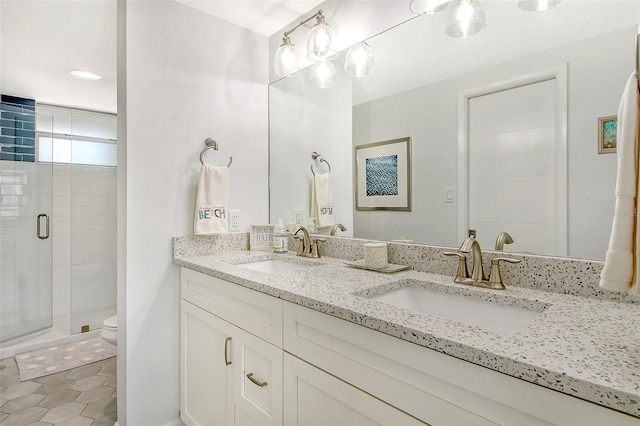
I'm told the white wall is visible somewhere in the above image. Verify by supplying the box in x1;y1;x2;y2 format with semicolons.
353;26;634;259
121;1;268;424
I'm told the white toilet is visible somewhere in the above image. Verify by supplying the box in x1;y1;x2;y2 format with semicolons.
101;315;117;345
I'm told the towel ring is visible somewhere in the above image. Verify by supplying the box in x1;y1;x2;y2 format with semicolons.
310;151;331;175
199;137;232;167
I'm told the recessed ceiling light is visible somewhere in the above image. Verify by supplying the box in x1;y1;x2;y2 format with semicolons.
70;69;102;80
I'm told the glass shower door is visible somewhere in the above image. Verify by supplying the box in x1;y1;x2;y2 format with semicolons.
0;100;53;344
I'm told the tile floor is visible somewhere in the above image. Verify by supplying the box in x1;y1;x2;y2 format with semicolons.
0;356;116;425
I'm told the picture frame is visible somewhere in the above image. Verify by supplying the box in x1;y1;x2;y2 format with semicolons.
250;225;274;251
598;115;617;154
355;137;412;211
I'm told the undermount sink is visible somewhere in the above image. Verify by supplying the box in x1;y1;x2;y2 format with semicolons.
237;257;317;274
367;284;545;335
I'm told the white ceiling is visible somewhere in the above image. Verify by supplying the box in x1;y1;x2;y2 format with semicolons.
0;0;322;113
174;0;324;36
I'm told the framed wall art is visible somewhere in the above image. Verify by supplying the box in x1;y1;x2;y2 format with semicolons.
598;115;617;154
355;137;412;211
250;224;274;251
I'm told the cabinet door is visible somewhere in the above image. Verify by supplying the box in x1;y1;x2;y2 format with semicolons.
284;354;425;426
181;300;234;426
233;327;283;426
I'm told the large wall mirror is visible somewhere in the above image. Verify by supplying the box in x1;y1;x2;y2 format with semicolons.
270;1;640;260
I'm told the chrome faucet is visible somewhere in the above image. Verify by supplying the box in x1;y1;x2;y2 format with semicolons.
330;223;347;236
495;232;514;251
443;237;522;290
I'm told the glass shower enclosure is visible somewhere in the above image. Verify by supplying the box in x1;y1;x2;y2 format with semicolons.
0;98;53;344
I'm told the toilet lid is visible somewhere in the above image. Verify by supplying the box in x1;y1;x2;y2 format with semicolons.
103;315;117;328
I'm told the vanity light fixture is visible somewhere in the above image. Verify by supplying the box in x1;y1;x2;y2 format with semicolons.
410;0;453;15
308;60;336;89
518;0;563;12
70;69;101;80
274;10;337;78
306;11;338;61
274;35;301;77
446;0;486;38
344;42;374;77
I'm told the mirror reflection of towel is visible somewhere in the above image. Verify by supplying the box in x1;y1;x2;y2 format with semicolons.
194;164;228;235
312;173;334;228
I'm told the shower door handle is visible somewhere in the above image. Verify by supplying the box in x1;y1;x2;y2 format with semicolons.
37;214;50;240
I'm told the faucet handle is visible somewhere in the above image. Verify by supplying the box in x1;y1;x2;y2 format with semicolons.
311;237;327;258
443;252;469;283
488;257;522;289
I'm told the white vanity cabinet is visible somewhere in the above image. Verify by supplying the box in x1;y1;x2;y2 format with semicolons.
180;267;640;426
180;268;283;426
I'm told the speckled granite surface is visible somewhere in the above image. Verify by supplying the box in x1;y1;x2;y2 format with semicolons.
173;234;640;418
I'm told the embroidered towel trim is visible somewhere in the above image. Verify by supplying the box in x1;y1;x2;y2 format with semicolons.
194;164;228;234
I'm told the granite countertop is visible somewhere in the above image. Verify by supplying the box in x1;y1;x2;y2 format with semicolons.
174;250;640;419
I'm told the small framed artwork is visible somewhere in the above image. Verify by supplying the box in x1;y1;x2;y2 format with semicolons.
355;137;412;211
598;115;617;154
250;225;274;251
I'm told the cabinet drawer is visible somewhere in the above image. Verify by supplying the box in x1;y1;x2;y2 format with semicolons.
284;302;639;426
284;353;424;426
181;267;283;346
234;327;283;426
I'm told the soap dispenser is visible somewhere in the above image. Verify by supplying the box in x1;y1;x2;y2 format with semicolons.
273;219;288;253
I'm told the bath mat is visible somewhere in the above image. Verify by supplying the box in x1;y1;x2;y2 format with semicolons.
15;337;116;381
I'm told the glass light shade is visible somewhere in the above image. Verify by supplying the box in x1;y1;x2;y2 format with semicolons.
410;0;452;15
344;42;374;77
518;0;563;12
274;36;301;77
306;16;338;61
308;60;336;89
446;0;486;38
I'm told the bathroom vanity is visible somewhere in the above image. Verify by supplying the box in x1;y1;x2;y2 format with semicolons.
174;236;640;426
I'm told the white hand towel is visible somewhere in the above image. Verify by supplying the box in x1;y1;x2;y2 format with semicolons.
194;164;229;235
311;172;334;228
600;72;639;293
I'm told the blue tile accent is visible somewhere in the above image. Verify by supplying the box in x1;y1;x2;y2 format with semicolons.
0;153;17;161
1;96;36;162
0;103;25;113
1;111;17;120
1;95;35;110
0;119;15;128
15;146;32;154
15;129;33;138
16;112;35;123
